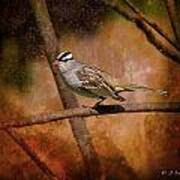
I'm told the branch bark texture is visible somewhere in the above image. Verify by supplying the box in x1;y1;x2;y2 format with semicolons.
30;0;101;179
103;0;180;64
5;129;57;180
123;0;179;50
1;102;180;130
166;0;180;46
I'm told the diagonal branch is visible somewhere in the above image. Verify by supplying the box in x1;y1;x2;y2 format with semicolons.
103;0;180;64
165;0;180;46
1;102;180;130
5;129;58;180
123;0;179;50
30;0;101;179
135;17;180;62
0;1;61;179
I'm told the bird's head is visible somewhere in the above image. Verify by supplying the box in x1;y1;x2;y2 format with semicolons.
53;51;74;66
53;51;75;72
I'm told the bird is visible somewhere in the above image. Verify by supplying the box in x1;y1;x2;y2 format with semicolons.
52;51;167;106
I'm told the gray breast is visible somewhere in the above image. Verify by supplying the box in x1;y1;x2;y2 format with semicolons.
61;61;83;88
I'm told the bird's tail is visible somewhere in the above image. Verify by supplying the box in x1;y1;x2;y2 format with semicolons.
115;83;168;96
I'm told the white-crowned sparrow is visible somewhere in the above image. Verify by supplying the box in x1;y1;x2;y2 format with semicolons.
53;51;167;106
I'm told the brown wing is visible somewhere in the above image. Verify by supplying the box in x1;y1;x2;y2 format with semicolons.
76;65;117;97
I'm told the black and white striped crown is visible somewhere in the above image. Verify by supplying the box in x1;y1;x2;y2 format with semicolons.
56;51;74;62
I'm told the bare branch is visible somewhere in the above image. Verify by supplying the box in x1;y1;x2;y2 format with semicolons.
1;102;180;130
5;129;58;180
30;0;57;56
1;1;62;179
103;0;180;64
123;0;179;50
135;18;180;62
165;0;180;45
30;0;101;179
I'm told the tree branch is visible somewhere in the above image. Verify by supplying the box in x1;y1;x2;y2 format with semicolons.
135;17;180;63
30;0;101;179
103;0;180;64
1;1;62;179
165;0;180;46
123;0;179;50
1;102;180;130
5;129;58;180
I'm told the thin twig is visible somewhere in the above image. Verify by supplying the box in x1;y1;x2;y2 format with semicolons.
165;0;180;46
135;17;180;62
123;0;179;50
1;102;180;130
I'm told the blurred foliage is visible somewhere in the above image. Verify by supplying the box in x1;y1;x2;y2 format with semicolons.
0;38;32;91
128;0;167;16
0;0;40;91
46;0;110;36
0;0;43;57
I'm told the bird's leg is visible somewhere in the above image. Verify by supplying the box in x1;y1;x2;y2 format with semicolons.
94;97;106;107
114;92;126;102
82;97;106;109
92;97;106;119
81;97;106;108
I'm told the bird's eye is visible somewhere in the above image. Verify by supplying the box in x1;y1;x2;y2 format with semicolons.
61;58;69;62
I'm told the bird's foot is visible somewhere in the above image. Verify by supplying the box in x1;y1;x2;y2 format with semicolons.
93;97;106;109
93;102;103;109
81;104;92;108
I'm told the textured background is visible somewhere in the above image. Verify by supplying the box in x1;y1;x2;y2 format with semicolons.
0;1;180;179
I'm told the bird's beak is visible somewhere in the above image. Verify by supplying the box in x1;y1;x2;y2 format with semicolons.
52;59;59;66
